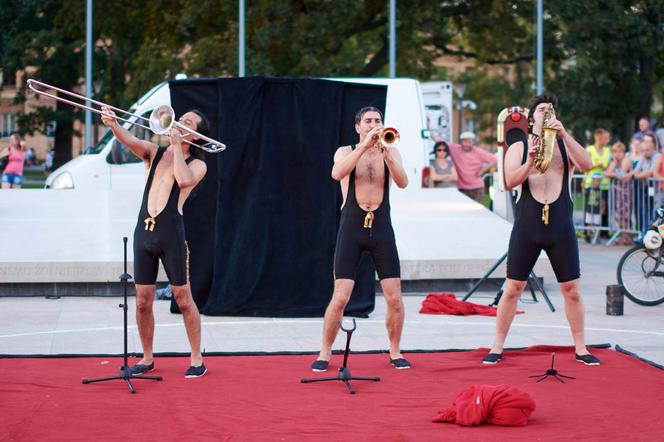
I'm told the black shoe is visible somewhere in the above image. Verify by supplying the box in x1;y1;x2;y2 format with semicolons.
184;363;207;378
127;362;154;375
576;353;600;366
482;353;502;364
390;358;411;369
311;359;329;372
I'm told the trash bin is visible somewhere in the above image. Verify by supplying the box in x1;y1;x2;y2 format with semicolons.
606;284;624;316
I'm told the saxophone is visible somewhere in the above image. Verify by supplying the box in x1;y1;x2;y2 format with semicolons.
534;103;557;174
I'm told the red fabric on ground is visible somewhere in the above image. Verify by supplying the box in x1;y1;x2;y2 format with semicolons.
432;384;536;426
1;346;663;441
419;293;525;316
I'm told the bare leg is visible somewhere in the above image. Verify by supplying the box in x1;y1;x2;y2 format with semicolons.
317;279;354;361
1;182;10;189
380;278;405;359
489;278;527;354
559;279;591;355
171;284;203;366
135;284;156;365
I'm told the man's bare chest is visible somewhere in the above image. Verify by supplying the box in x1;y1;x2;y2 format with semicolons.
354;155;385;185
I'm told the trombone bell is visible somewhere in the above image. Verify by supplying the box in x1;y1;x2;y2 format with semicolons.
149;105;175;135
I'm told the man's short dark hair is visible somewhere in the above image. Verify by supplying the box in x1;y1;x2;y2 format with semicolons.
527;93;558;132
355;106;384;125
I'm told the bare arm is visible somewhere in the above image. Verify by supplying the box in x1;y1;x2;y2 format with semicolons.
170;131;207;188
0;147;8;160
383;147;408;188
554;124;592;172
429;163;457;182
101;105;157;162
504;141;536;190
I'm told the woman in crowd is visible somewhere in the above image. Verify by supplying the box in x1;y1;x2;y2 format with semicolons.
0;134;26;189
428;141;458;188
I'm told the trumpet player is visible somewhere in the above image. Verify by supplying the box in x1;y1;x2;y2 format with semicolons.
311;106;410;372
101;105;209;378
483;93;600;365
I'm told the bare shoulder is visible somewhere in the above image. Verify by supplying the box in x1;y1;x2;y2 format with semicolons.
334;145;352;160
506;140;525;159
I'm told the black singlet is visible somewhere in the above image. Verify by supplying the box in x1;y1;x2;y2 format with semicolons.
133;147;194;286
333;148;401;281
506;138;580;283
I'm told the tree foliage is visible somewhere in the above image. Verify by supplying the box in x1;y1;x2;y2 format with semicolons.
1;0;662;153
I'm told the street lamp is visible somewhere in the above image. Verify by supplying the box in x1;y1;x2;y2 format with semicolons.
453;83;467;142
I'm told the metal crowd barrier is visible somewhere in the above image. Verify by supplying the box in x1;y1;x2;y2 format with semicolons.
570;174;664;245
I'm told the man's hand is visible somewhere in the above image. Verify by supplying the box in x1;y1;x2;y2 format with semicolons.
100;105;119;129
545;116;565;136
358;127;382;151
169;129;184;148
525;142;538;167
382;145;398;163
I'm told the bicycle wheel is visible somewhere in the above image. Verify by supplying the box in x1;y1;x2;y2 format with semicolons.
617;245;664;306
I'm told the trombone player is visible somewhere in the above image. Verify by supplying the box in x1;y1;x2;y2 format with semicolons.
483;93;600;366
311;107;410;372
101;105;209;378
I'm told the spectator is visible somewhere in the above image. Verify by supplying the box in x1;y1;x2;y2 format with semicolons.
447;131;496;204
582;129;611;240
656;116;664;149
603;142;632;245
428;141;458;188
631;133;659;229
0;134;26;189
632;116;651;141
652;135;664;222
23;145;36;166
44;149;55;176
628;136;642;168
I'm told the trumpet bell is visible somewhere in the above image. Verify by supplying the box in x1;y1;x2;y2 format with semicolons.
380;127;400;147
149;105;175;135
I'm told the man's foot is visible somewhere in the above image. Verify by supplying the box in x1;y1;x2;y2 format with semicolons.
184;363;207;378
311;359;329;372
575;353;600;366
482;352;502;364
127;361;154;375
390;357;411;369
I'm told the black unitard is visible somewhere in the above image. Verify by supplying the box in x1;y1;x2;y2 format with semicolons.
334;152;400;281
506;138;580;283
133;147;194;286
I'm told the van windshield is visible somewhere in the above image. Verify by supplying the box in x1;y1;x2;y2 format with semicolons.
86;129;114;154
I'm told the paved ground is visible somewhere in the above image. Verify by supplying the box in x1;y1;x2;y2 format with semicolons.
1;242;663;366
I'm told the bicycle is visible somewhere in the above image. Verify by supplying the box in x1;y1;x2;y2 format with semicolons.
616;207;664;306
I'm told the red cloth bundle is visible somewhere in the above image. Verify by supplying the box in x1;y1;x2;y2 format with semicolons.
419;293;524;316
433;384;536;427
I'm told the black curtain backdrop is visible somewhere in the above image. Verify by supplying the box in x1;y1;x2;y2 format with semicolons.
169;77;387;317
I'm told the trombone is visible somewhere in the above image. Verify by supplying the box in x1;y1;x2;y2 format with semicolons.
26;79;226;153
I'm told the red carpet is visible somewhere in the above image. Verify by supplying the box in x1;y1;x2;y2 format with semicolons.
1;346;663;441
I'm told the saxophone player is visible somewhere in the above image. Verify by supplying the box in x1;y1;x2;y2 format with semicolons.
482;93;601;366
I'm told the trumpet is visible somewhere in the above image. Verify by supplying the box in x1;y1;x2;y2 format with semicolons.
374;127;400;151
27;79;226;153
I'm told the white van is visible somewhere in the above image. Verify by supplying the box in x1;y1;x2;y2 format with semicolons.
45;77;430;191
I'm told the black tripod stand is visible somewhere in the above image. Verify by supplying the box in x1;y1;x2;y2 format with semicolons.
462;252;555;312
529;352;575;383
82;237;162;393
301;319;380;394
